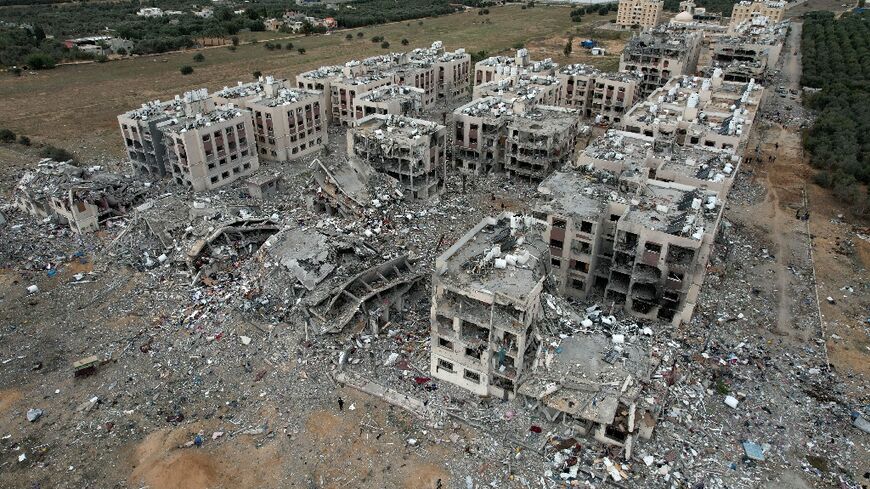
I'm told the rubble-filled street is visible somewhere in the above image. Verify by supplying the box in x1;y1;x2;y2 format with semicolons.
1;2;868;489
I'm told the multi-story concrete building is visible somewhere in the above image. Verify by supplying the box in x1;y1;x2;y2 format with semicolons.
330;73;394;126
347;114;447;199
425;44;472;100
728;0;785;28
474;49;557;86
430;212;548;398
536;166;723;325
472;74;562;108
389;63;437;107
161;89;259;192
557;64;600;116
619;28;703;96
452;97;514;176
353;85;426;121
620;71;763;154
118;100;176;178
503;105;582;180
589;71;643;124
215;76;328;162
616;0;663;30
705;18;786;82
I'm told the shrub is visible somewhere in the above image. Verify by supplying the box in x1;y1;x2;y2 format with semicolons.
18;135;31;146
0;128;15;143
286;42;294;50
231;36;240;46
401;38;409;45
357;32;364;38
39;145;74;162
381;41;390;49
345;33;353;40
25;52;56;70
193;53;205;62
297;47;306;54
116;48;127;56
180;65;194;75
95;55;108;63
512;41;524;49
253;70;262;79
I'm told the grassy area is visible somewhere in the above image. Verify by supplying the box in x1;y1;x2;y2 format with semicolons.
0;4;612;161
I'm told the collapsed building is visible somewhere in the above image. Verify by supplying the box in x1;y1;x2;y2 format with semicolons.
14;160;149;233
704;19;787;82
347;114;447;200
620;70;763;154
429;212;549;399
615;0;663;30
619;28;703;97
474;49;557;86
118;99;175;178
557;64;642;124
453;97;585;179
353;85;427;121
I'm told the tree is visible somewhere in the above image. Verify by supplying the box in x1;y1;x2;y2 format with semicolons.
512;41;524;49
0;128;15;143
180;65;194;75
25;53;55;70
564;36;573;57
346;33;353;40
381;41;390;49
18;135;30;146
116;48;127;56
253;70;262;79
193;53;205;62
285;42;294;50
297;47;306;54
357;32;364;38
231;36;240;46
33;25;46;42
401;38;409;45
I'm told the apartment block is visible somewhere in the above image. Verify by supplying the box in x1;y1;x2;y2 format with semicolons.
589;72;643;124
620;71;763;154
353;85;426;121
616;0;663;30
474;49;557;86
452;97;513;176
161;89;259;192
118;100;175;178
706;19;786;82
619;28;703;96
420;43;471;100
430;212;548;398
472;74;562;108
389;63;437;107
503;105;582;180
536;166;723;325
347;114;447;200
729;0;785;28
330;73;394;126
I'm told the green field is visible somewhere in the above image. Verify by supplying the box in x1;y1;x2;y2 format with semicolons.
0;5;614;161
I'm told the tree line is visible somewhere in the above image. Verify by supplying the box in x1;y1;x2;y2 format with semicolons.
801;10;870;213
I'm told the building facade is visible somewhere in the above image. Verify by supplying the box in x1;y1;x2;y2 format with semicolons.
616;0;663;30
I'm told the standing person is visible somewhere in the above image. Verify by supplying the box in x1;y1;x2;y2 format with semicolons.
338;397;344;411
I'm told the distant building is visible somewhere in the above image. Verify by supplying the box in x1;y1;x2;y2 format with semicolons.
616;0;663;30
136;7;164;17
729;0;785;28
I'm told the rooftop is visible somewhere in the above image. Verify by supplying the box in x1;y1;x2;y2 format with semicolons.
354;114;443;140
454;96;515;119
357;85;424;103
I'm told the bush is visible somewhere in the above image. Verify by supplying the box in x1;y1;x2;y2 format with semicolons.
228;45;237;52
180;65;194;75
286;42;294;50
95;55;108;63
0;128;15;143
357;32;364;38
116;48;127;56
25;52;56;70
401;38;409;45
193;53;205;62
381;41;390;49
371;35;383;43
512;41;524;49
253;70;262;79
297;47;306;54
346;33;353;40
39;145;74;162
18;135;30;146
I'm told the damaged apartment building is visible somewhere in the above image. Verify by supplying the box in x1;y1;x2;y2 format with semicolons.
296;41;470;126
704;17;786;82
348;114;447;200
619;27;703;97
453;97;584;180
14;159;149;233
474;49;557;86
119;88;260;192
473;73;562;108
214;76;327;161
615;0;663;30
353;85;427;122
557;64;642;124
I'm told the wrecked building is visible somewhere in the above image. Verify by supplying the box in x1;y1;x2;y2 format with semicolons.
14;160;149;233
353;85;427;121
118;100;175;178
728;0;785;28
536;167;723;325
619;28;703;97
430;212;548;399
474;49;557;86
557;65;642;124
704;19;786;82
620;71;763;154
520;333;659;454
348;114;447;200
503;105;583;181
615;0;663;30
473;74;562;108
453;96;513;176
246;173;282;200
